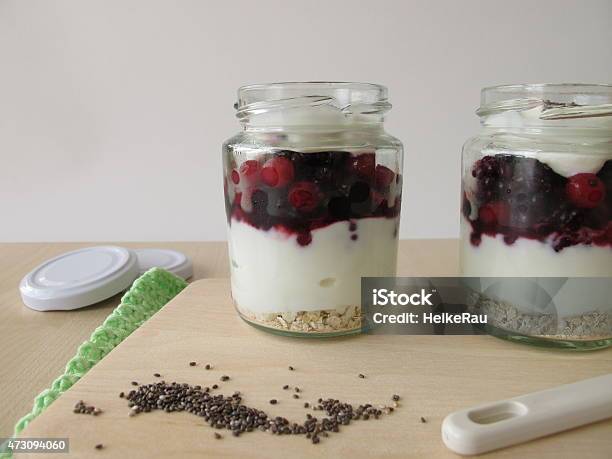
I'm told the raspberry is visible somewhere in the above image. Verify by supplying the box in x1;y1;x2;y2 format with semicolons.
566;173;606;209
261;157;294;188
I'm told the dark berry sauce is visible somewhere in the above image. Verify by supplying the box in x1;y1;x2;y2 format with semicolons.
224;150;402;245
463;154;612;251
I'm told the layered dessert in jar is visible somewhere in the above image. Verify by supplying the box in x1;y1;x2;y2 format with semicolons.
223;83;403;336
461;84;612;349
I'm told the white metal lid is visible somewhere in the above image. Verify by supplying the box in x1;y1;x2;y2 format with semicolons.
134;248;193;280
20;246;139;311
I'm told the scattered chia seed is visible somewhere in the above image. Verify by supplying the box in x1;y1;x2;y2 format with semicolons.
154;373;161;378
358;374;365;379
189;361;197;366
119;392;125;398
288;366;295;371
131;381;139;386
304;402;310;408
283;385;289;390
73;400;102;416
293;394;300;399
205;364;212;370
214;433;222;439
94;444;104;450
212;384;219;389
420;417;427;423
392;395;400;401
123;381;396;444
221;375;230;381
294;387;300;393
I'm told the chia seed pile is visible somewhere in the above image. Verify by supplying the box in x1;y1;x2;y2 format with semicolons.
123;380;400;444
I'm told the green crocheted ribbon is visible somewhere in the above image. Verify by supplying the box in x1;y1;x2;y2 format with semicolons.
12;267;187;437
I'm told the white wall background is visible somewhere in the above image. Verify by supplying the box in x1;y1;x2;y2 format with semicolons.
1;0;611;242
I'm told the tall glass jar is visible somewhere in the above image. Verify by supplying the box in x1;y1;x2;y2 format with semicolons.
460;84;612;350
223;82;403;337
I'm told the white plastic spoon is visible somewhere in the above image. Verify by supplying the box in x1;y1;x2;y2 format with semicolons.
442;373;612;455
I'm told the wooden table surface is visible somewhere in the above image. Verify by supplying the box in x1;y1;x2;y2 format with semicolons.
0;240;458;438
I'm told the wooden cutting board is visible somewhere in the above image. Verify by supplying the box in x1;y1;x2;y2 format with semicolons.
19;279;612;458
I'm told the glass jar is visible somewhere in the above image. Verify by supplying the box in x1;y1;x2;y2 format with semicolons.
223;82;403;337
460;83;612;350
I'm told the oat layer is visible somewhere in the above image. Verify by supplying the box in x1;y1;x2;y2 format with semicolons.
467;292;612;341
236;304;362;334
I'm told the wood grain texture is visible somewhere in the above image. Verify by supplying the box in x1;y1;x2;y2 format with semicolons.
17;278;612;458
0;240;456;438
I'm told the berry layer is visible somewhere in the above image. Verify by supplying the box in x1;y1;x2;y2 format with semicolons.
224;150;401;245
463;155;612;251
229;217;398;314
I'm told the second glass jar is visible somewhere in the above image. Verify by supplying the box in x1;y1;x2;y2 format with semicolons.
223;82;403;336
460;83;612;350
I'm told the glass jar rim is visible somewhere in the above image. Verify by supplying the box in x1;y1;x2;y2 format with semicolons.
235;81;391;123
477;83;612;120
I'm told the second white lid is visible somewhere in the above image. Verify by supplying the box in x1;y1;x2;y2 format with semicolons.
134;248;193;280
20;246;139;311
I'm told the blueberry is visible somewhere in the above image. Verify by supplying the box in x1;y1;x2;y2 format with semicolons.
349;182;370;202
328;197;351;219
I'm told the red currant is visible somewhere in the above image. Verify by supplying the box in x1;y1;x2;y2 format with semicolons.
230;169;240;185
261;157;294;188
566;173;606;209
288;182;320;213
239;160;260;185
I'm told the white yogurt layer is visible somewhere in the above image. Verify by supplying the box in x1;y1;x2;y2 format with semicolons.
460;220;612;277
460;220;612;317
228;218;398;313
